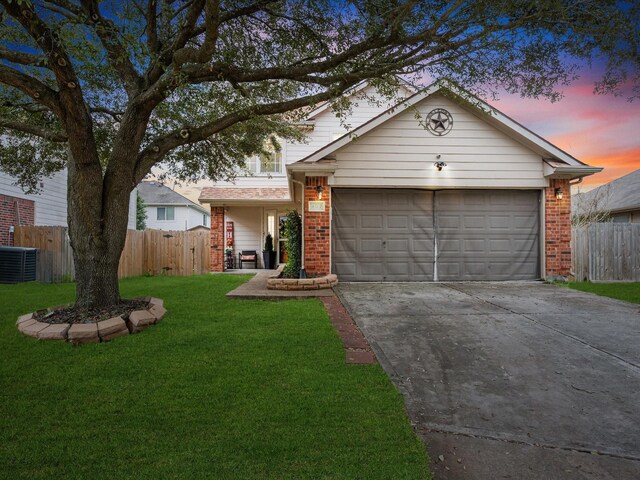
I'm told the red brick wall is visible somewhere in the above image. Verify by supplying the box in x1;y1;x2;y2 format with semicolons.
304;177;331;276
0;194;35;246
210;206;225;272
544;179;572;279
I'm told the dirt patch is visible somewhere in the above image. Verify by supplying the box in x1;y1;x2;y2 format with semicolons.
36;299;149;325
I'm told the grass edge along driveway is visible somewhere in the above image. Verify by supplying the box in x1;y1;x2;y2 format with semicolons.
0;275;430;480
565;282;640;304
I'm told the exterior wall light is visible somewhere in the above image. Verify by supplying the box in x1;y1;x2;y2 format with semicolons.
316;185;324;200
434;161;447;171
555;187;563;200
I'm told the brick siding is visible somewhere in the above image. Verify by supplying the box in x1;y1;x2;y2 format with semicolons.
544;179;572;279
210;206;225;272
0;194;35;246
304;177;331;276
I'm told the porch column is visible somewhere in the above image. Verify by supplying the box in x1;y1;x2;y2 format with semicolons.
304;177;331;276
544;179;572;279
210;206;225;272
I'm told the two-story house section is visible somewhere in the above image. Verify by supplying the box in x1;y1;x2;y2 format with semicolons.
138;181;210;231
199;81;414;268
200;80;602;280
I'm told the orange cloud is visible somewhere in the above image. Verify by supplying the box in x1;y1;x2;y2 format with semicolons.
579;147;640;185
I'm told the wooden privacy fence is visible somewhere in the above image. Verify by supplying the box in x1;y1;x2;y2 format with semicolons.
13;226;210;283
572;223;640;282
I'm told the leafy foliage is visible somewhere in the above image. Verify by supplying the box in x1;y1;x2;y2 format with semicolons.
282;210;302;278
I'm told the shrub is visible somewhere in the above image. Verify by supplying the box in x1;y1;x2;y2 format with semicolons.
282;210;301;278
264;233;274;252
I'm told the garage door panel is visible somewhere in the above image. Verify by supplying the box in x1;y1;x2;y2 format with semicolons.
413;215;434;229
387;215;409;229
333;188;435;281
333;188;539;282
361;215;383;229
386;238;410;252
334;214;357;229
413;238;434;253
360;239;383;253
436;190;539;281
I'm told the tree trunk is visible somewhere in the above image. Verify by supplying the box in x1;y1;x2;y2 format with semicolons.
73;241;122;309
66;153;132;311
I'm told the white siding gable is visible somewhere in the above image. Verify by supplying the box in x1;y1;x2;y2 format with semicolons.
1;170;140;230
0;170;68;226
144;204;209;231
210;84;410;189
332;94;547;189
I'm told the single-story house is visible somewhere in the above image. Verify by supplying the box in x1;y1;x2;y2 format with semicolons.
138;181;210;231
200;82;602;280
572;169;640;223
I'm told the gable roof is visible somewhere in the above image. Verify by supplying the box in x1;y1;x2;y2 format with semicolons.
572;169;640;215
289;81;601;179
138;181;209;214
303;77;416;121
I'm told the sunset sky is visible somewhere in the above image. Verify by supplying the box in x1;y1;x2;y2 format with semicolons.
493;68;639;192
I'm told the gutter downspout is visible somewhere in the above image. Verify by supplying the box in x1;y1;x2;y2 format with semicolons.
291;178;306;278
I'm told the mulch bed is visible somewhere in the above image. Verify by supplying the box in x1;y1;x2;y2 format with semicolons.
36;299;149;325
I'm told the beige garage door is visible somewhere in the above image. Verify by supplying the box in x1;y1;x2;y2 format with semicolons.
332;189;540;281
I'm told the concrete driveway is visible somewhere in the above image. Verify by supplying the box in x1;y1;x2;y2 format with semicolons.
335;282;640;480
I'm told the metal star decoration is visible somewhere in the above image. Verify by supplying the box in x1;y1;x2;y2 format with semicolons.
426;109;453;136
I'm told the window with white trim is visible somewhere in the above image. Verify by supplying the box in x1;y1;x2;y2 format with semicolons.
157;207;175;221
247;151;283;175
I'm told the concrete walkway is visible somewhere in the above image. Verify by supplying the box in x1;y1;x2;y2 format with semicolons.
223;269;334;299
336;282;640;480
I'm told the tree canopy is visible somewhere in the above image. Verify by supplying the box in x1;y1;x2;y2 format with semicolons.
1;0;638;190
0;0;638;309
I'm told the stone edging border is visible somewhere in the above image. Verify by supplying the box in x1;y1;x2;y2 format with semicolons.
16;297;166;345
266;266;338;291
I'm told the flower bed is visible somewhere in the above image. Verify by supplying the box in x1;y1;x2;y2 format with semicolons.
16;297;165;345
267;270;338;291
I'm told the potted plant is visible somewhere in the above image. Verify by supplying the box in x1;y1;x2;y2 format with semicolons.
262;233;277;269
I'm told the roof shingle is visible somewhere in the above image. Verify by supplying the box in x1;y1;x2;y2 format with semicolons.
199;187;290;202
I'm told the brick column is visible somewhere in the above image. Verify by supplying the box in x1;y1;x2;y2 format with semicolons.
0;195;35;246
210;207;225;272
304;177;331;276
544;179;572;279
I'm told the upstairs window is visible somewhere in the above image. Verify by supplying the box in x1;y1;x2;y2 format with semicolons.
157;207;175;221
247;146;283;175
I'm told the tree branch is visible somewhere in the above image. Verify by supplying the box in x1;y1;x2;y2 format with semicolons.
133;81;358;182
79;0;143;97
0;47;48;68
0;115;68;142
146;0;159;54
0;65;61;114
89;106;123;121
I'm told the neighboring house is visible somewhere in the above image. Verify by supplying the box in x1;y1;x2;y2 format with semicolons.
0;169;136;245
138;181;210;231
200;81;601;280
572;169;640;223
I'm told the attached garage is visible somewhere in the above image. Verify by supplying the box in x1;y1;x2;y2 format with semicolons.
332;188;540;281
287;82;602;281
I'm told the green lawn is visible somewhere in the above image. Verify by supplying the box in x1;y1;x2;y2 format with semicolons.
0;275;430;480
566;282;640;304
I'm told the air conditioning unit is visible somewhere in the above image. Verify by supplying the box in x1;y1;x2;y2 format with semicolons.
0;247;38;283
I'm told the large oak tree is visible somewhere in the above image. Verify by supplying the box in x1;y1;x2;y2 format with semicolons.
0;0;637;309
